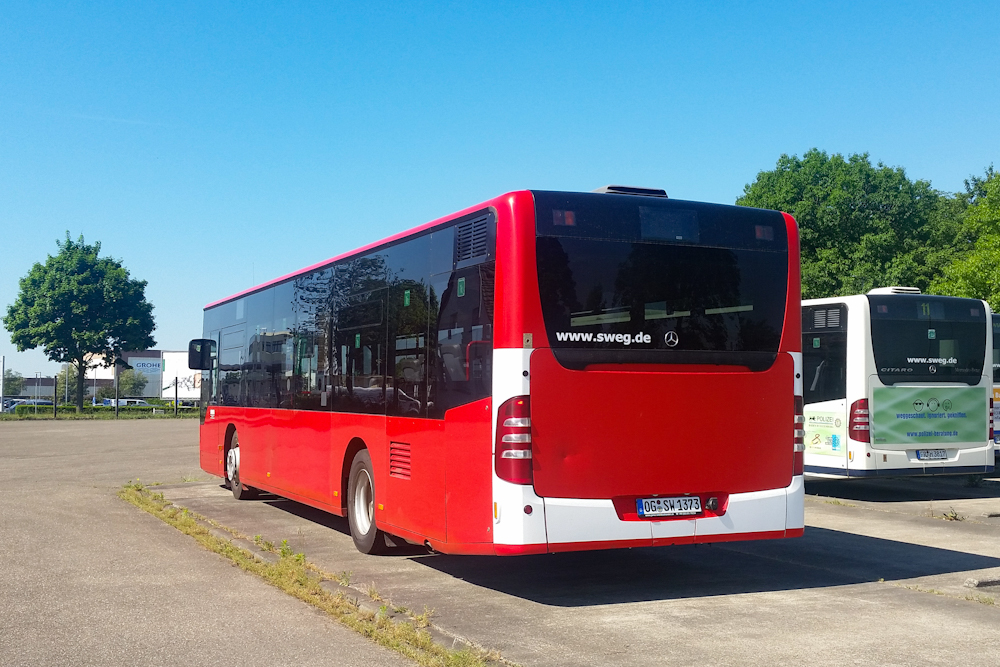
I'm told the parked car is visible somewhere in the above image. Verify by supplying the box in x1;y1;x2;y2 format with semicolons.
5;399;53;413
101;398;151;407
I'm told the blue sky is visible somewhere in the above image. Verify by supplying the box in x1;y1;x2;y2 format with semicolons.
2;1;998;376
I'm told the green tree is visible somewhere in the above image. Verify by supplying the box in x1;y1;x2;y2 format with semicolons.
55;364;83;405
118;369;148;397
3;369;25;397
737;149;967;298
931;173;1000;308
94;370;148;400
3;234;156;411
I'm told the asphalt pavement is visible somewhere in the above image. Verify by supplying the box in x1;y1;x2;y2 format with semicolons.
0;420;412;667
3;420;1000;666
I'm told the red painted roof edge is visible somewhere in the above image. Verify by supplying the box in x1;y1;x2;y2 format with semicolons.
203;190;528;310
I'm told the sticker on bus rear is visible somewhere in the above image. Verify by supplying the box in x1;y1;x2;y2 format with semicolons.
554;331;653;345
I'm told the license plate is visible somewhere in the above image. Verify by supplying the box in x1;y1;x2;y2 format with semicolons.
637;496;702;517
916;449;947;461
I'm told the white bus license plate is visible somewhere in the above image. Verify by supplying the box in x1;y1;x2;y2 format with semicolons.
637;496;702;517
916;449;947;461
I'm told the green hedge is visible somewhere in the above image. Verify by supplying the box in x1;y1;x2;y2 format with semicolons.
5;404;198;419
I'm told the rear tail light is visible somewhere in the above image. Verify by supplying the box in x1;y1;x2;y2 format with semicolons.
496;396;533;485
793;395;805;475
849;399;870;443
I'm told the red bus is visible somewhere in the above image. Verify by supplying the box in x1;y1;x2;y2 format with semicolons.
188;187;805;555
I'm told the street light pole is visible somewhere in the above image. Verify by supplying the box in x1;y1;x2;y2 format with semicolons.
34;372;40;415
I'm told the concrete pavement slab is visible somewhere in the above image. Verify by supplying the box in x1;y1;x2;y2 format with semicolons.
0;421;414;667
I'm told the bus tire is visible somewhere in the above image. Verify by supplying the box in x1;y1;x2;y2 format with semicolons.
226;431;258;500
347;449;388;554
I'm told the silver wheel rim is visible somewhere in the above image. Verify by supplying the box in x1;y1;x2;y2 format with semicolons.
353;468;374;535
226;446;239;483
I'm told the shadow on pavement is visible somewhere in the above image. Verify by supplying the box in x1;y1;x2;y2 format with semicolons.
806;476;1000;503
409;527;1000;607
218;485;1000;607
262;496;428;556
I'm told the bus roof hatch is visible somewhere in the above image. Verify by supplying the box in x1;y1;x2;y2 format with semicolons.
592;185;668;197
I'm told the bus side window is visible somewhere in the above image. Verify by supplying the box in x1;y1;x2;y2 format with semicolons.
428;263;494;418
802;305;847;404
333;290;388;415
389;280;428;417
218;327;245;407
203;330;220;407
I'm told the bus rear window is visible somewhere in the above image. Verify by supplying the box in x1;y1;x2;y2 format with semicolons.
869;295;986;385
534;191;789;370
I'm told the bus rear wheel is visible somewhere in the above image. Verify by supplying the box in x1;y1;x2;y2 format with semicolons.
226;432;258;500
347;450;389;554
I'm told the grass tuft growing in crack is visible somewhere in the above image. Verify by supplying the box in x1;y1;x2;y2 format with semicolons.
941;507;965;522
118;481;503;667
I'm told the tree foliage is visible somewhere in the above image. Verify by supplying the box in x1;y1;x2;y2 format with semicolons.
93;370;149;401
737;149;968;299
55;364;82;405
3;369;25;397
3;234;156;410
931;173;1000;309
118;369;149;397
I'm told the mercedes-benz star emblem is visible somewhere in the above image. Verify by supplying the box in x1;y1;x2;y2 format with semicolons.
664;331;679;347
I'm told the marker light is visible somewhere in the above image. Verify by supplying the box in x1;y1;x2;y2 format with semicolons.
793;395;805;475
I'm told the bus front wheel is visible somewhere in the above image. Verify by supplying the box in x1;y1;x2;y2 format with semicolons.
347;450;388;554
226;432;258;501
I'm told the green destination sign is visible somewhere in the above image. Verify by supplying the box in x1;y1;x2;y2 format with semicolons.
871;386;987;445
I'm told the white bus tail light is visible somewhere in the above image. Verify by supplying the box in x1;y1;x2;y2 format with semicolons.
496;396;533;485
793;395;805;475
849;399;870;443
990;398;994;442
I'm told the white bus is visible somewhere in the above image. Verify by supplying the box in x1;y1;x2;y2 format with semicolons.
802;287;995;478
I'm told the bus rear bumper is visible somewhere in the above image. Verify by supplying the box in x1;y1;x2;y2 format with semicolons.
492;475;805;554
805;442;995;477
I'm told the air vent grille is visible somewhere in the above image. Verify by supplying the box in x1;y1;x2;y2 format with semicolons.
805;305;846;333
455;216;489;264
389;442;411;480
812;308;841;329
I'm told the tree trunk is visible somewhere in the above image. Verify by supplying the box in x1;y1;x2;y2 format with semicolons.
75;358;86;412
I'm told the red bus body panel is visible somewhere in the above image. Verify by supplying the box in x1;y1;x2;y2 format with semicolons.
530;348;795;498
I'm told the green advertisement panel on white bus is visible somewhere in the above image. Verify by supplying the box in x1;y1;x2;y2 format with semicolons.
802;288;994;478
870;386;988;446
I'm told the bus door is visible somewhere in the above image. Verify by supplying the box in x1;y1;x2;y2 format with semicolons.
385;279;447;544
218;325;270;480
199;328;223;476
802;305;849;473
